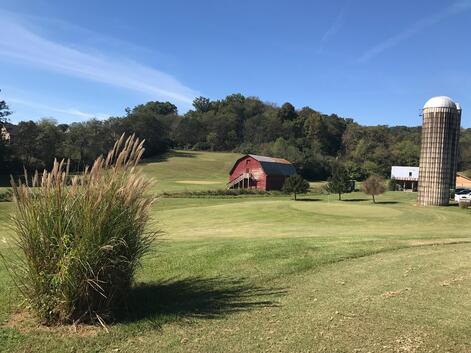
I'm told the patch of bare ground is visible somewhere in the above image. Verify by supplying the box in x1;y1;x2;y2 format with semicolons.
382;287;411;299
440;274;470;287
3;310;102;337
393;332;425;352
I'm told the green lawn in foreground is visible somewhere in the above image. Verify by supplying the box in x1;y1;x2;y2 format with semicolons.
1;151;471;352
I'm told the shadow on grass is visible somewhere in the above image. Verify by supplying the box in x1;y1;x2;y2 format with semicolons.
342;198;369;202
142;150;197;163
375;201;399;205
118;277;285;325
296;198;321;202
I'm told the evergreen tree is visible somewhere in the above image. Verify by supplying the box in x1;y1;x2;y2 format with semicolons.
282;174;310;200
326;163;352;200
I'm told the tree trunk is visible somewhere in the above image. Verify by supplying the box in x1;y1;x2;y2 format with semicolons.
294;192;297;201
338;193;341;200
372;194;376;203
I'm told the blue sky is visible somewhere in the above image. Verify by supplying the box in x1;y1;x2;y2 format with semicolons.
1;0;470;126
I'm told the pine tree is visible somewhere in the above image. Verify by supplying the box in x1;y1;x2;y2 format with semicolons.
282;174;310;200
326;163;352;200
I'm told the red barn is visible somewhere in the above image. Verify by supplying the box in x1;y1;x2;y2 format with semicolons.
228;154;296;191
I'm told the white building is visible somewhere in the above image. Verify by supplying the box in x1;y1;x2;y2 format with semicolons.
391;166;419;191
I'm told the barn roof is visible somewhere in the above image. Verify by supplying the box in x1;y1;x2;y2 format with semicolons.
456;173;471;181
229;154;296;176
391;166;419;181
248;154;291;164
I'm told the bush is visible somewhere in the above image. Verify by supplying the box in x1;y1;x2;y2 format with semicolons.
362;175;386;203
6;135;156;325
161;188;275;198
0;188;13;202
388;178;397;191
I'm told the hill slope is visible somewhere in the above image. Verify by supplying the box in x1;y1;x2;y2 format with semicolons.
141;150;241;193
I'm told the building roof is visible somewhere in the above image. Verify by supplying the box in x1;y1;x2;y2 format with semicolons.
456;173;471;181
229;154;296;176
391;166;419;181
248;154;292;164
423;96;458;109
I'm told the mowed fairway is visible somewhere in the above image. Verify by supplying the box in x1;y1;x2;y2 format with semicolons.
1;151;471;353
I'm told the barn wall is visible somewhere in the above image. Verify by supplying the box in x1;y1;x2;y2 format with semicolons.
266;175;287;191
456;175;471;188
229;156;267;190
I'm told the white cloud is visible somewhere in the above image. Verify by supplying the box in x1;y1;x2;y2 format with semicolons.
358;1;471;63
0;13;198;105
8;97;110;120
321;0;351;44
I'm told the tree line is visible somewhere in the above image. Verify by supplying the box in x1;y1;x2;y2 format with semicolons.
2;92;471;180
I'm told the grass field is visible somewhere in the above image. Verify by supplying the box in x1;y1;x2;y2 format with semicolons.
141;150;241;193
1;151;471;352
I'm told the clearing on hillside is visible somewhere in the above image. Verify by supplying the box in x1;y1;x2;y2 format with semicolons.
141;150;241;193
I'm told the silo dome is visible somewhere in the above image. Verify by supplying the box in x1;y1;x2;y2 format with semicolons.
423;96;457;109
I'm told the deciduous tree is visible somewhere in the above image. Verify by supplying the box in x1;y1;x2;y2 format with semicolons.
362;175;386;203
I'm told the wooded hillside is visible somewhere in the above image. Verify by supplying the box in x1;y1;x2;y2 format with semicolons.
2;93;471;180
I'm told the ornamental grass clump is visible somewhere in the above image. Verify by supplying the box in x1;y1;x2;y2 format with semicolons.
8;135;156;325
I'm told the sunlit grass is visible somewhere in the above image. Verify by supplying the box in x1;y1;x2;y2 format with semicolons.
1;151;471;352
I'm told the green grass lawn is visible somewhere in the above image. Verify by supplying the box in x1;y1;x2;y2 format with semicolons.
1;151;471;352
141;150;241;193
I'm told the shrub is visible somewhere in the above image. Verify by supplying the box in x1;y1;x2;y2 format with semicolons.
0;188;13;202
388;178;397;191
6;135;157;325
161;188;272;198
362;175;386;203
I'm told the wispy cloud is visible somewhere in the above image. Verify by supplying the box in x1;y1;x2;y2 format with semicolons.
0;12;198;105
358;1;471;63
8;97;110;120
321;0;352;44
